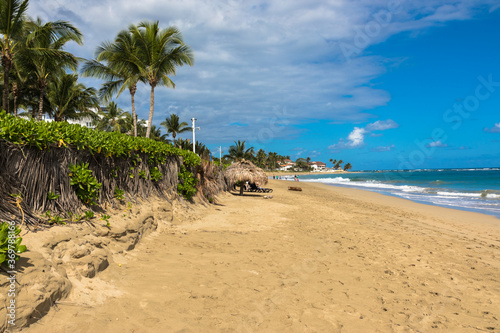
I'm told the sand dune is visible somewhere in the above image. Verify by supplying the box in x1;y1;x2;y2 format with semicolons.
24;180;500;332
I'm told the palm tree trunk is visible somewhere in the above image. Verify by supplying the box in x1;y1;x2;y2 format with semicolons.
146;84;155;138
38;87;45;121
2;55;11;113
13;95;18;117
130;84;137;137
12;82;18;117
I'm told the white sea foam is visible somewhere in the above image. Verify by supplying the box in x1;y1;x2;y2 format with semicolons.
303;178;500;200
303;177;426;193
437;191;500;199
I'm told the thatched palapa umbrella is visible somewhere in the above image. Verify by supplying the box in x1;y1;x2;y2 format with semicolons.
224;159;268;195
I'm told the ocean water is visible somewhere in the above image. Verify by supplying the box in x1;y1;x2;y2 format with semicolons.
294;168;500;219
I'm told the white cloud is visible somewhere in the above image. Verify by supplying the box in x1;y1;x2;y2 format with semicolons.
427;140;448;148
365;119;399;131
329;119;398;150
25;0;498;144
372;145;395;152
484;122;500;133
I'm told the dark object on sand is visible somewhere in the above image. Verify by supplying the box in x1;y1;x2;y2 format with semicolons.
247;183;273;193
288;186;302;191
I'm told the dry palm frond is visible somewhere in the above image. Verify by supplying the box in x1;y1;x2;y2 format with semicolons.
223;159;268;189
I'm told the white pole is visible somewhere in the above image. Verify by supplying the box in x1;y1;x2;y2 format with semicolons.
191;118;196;153
219;146;222;161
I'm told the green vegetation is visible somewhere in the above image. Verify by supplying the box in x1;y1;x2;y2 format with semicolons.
0;222;27;266
114;188;125;200
84;211;95;220
149;167;162;182
47;192;60;200
177;165;197;200
68;162;102;205
0;112;197;163
100;214;111;227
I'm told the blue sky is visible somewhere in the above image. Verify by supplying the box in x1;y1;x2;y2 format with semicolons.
28;0;500;170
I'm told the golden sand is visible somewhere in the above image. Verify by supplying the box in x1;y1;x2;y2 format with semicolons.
25;180;500;332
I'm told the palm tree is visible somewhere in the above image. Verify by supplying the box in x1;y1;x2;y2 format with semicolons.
255;149;267;168
20;18;83;120
334;159;343;170
330;159;337;167
343;163;352;171
10;59;31;116
47;73;99;122
148;124;170;142
94;101;127;132
224;140;254;162
295;158;309;171
0;0;29;113
267;152;278;170
129;21;194;138
81;30;143;136
160;113;190;145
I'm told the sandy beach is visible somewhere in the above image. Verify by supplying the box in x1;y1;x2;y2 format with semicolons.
23;180;500;332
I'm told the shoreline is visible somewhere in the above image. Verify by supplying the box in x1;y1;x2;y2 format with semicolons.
298;179;500;220
276;173;500;220
24;179;500;332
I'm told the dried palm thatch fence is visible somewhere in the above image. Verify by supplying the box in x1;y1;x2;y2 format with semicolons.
0;139;181;228
224;159;268;195
194;159;228;203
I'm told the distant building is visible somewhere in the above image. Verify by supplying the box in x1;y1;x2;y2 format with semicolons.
278;159;295;171
308;161;326;171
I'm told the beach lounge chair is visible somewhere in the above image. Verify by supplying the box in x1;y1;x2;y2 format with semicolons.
248;183;273;193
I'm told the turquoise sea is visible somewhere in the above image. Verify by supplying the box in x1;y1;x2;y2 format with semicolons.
293;168;500;219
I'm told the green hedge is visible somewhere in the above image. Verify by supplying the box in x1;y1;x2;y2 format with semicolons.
0;111;200;200
0;111;199;166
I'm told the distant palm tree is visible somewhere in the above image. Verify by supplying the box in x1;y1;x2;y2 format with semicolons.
255;149;267;168
129;21;194;138
160;113;190;145
94;101;126;132
224;140;254;161
19;18;83;120
334;159;343;170
0;0;29;113
81;29;143;136
267;152;278;170
343;163;352;171
47;73;99;122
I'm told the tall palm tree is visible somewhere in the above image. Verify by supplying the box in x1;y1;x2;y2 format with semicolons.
129;21;194;138
47;73;99;122
10;59;31;116
81;30;143;136
343;163;352;171
224;140;254;162
20;18;83;120
160;113;190;145
0;0;29;113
